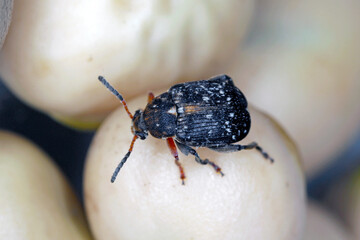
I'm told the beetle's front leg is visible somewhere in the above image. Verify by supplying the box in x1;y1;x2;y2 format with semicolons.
148;92;154;103
166;137;186;185
209;142;274;163
175;141;224;176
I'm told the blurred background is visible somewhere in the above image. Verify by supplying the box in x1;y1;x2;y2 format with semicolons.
0;81;93;198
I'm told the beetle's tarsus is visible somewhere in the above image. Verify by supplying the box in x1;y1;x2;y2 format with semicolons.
253;143;274;163
209;142;274;163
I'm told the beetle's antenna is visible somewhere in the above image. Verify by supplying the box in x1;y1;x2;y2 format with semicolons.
111;135;138;183
98;76;134;119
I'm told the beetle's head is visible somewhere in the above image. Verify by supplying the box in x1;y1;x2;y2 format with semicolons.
132;109;148;140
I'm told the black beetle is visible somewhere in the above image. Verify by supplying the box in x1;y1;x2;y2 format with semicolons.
98;74;273;184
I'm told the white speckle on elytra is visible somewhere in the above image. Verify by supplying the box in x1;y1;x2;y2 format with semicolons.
225;121;230;125
184;125;188;129
167;106;176;115
156;124;160;127
244;130;247;134
178;107;184;113
229;113;235;117
226;97;231;101
203;96;210;102
226;128;231;133
232;135;236;140
206;114;213;119
219;90;224;94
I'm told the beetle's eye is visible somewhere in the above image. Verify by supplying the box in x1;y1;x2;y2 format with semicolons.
138;132;147;140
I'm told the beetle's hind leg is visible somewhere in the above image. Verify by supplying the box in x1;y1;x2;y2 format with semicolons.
209;142;274;163
175;141;224;176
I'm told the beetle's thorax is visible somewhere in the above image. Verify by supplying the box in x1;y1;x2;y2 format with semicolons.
132;109;148;140
143;93;177;139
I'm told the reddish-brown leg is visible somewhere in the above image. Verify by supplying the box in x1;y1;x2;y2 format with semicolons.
148;92;155;103
166;137;186;185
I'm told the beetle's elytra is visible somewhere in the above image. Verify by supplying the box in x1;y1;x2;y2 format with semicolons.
98;74;273;184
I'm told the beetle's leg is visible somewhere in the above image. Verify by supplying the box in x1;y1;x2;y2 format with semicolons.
175;141;224;176
111;135;138;183
148;92;155;103
209;142;274;163
166;138;186;185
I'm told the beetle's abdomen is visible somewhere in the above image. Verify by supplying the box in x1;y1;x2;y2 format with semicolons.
143;93;177;139
169;75;250;147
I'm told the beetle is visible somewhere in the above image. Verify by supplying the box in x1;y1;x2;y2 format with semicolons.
98;74;273;184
